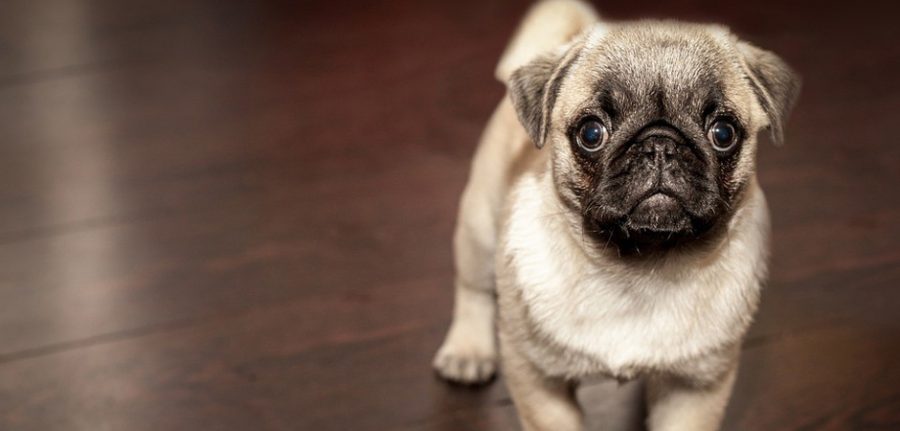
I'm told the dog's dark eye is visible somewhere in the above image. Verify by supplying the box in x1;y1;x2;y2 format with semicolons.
576;119;608;152
707;120;738;152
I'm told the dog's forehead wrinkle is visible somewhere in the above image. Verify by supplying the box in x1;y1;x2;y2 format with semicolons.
570;23;736;116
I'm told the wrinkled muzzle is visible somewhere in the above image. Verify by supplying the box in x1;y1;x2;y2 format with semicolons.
584;124;723;253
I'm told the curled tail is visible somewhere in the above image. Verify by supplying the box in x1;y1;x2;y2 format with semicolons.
495;0;600;83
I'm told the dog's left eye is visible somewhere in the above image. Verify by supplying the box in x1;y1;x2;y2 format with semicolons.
576;119;608;152
707;120;738;152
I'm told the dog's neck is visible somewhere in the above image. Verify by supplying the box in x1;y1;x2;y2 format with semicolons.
501;169;770;370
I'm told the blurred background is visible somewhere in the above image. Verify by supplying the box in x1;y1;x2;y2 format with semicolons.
0;0;898;430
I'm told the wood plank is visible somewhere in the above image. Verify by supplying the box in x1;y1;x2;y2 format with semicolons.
0;0;897;429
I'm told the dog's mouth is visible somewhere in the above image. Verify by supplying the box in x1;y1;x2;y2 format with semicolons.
632;192;680;216
582;190;701;255
624;191;692;234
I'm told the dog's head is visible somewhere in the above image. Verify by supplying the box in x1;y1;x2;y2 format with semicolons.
508;22;799;255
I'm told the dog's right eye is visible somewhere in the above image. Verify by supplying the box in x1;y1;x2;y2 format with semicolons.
576;118;608;153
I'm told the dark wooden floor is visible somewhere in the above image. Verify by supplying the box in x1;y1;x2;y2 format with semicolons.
0;0;898;430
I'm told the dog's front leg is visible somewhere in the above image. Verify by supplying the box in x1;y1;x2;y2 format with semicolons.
501;335;584;431
433;98;531;384
431;156;502;384
645;361;738;431
432;279;497;384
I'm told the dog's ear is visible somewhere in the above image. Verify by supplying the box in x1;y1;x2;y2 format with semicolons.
737;42;801;145
507;48;575;149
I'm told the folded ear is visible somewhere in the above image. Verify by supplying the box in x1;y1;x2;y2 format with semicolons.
507;46;576;149
737;42;801;145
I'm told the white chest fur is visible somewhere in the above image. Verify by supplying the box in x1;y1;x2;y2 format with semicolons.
501;172;769;374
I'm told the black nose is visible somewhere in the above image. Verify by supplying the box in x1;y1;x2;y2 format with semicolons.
638;137;679;172
632;124;684;164
639;138;677;157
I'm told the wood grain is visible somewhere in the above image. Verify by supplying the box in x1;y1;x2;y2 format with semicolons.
0;0;897;429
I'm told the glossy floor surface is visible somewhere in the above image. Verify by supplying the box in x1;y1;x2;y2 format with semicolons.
0;0;898;430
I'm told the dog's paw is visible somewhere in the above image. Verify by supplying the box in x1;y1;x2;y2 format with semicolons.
432;341;497;385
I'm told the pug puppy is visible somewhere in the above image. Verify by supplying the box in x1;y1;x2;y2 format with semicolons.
432;1;800;430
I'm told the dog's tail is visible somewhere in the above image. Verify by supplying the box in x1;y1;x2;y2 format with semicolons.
494;0;599;83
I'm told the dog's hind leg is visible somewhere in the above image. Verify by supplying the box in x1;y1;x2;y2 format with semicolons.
432;98;527;384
